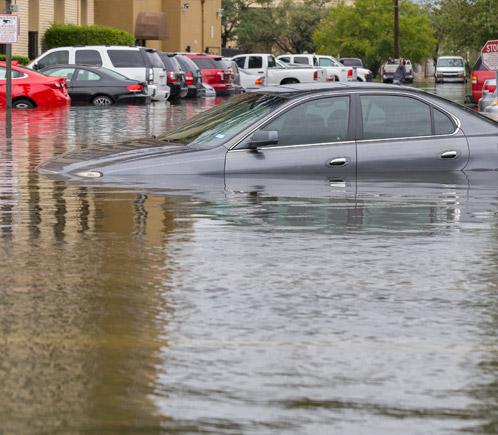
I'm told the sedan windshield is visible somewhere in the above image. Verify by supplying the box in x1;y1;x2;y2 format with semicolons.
159;93;287;148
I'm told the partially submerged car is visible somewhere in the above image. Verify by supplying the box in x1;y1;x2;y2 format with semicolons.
435;56;466;83
38;83;497;179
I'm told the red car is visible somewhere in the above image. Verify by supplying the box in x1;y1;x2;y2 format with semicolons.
470;56;496;104
185;54;232;95
0;61;70;109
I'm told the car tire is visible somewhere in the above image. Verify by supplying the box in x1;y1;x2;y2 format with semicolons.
13;99;35;109
92;95;114;106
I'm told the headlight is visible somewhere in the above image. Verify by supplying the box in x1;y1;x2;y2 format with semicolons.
75;171;103;178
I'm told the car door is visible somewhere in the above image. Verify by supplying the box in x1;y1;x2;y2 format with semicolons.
225;95;356;176
356;93;469;174
71;69;104;103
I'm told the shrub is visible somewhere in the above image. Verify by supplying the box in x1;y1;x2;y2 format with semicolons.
44;24;135;49
0;55;31;65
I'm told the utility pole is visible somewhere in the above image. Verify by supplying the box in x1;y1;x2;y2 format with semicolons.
393;0;399;59
4;0;14;138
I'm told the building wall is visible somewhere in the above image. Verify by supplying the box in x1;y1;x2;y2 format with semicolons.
3;0;95;58
95;0;221;54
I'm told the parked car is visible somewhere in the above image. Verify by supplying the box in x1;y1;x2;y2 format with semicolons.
40;64;149;106
435;56;466;83
470;56;496;104
478;79;497;112
381;59;414;83
175;54;204;98
158;53;188;100
232;53;327;86
0;61;70;109
222;58;244;93
38;83;497;179
185;54;233;95
28;46;170;101
338;57;373;81
276;54;355;82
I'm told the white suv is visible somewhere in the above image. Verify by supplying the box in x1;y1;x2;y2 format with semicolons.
28;46;170;101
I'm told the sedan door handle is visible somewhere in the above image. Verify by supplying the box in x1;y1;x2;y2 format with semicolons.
329;157;348;166
440;150;458;159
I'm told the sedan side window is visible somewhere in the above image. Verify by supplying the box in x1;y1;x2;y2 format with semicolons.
434;108;456;135
0;67;24;79
37;50;69;68
43;68;76;81
260;96;350;146
360;95;431;139
76;70;102;81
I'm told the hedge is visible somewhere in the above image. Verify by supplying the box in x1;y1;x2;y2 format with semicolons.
44;24;135;49
0;55;30;65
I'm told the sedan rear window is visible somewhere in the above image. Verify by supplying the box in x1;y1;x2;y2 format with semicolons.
108;50;145;68
159;93;287;148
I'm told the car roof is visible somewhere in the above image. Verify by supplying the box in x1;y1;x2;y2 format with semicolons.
255;82;416;95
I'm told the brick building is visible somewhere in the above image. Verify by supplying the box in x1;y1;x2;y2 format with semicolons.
2;0;94;58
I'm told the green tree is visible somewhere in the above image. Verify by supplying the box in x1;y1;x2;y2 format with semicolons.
221;0;256;48
427;0;498;59
235;0;326;53
313;0;436;72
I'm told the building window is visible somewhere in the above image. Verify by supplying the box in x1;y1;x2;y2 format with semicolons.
54;0;64;24
81;0;88;25
28;32;39;60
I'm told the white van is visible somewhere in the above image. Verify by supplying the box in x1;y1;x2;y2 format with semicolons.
435;56;466;83
28;46;170;101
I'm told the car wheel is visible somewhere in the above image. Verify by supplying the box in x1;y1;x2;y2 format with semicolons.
92;95;114;106
281;78;299;85
13;99;35;109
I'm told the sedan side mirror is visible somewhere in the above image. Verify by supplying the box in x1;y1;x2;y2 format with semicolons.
247;130;279;150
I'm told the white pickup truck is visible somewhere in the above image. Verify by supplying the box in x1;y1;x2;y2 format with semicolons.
277;54;356;82
232;53;327;87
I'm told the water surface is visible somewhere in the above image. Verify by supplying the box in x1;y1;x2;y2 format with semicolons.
0;85;497;434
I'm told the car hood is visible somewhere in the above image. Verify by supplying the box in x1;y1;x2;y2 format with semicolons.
38;139;203;177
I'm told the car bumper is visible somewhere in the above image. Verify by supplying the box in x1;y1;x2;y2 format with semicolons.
210;83;233;95
115;94;150;105
436;75;465;82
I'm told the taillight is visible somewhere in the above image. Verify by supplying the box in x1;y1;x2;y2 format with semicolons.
313;70;318;80
471;74;477;85
255;77;264;86
218;71;225;81
185;72;194;85
50;81;64;90
168;71;178;81
347;68;353;77
128;84;144;92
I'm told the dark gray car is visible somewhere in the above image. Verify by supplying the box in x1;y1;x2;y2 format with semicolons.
38;83;497;179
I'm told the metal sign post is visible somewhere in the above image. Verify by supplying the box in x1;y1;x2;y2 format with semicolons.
481;39;498;96
0;4;19;138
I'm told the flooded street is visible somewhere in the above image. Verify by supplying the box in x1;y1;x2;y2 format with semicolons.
0;83;497;434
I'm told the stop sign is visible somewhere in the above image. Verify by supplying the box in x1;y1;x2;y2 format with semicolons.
481;39;498;71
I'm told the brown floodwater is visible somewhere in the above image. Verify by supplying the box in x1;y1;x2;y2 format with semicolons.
0;84;497;434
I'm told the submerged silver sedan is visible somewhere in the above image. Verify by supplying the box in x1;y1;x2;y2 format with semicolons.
39;83;497;179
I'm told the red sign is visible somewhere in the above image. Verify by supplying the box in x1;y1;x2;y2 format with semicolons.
481;39;498;71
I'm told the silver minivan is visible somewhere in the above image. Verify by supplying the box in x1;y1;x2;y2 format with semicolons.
28;46;170;101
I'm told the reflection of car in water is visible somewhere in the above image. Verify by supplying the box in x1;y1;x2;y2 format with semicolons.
38;82;497;180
